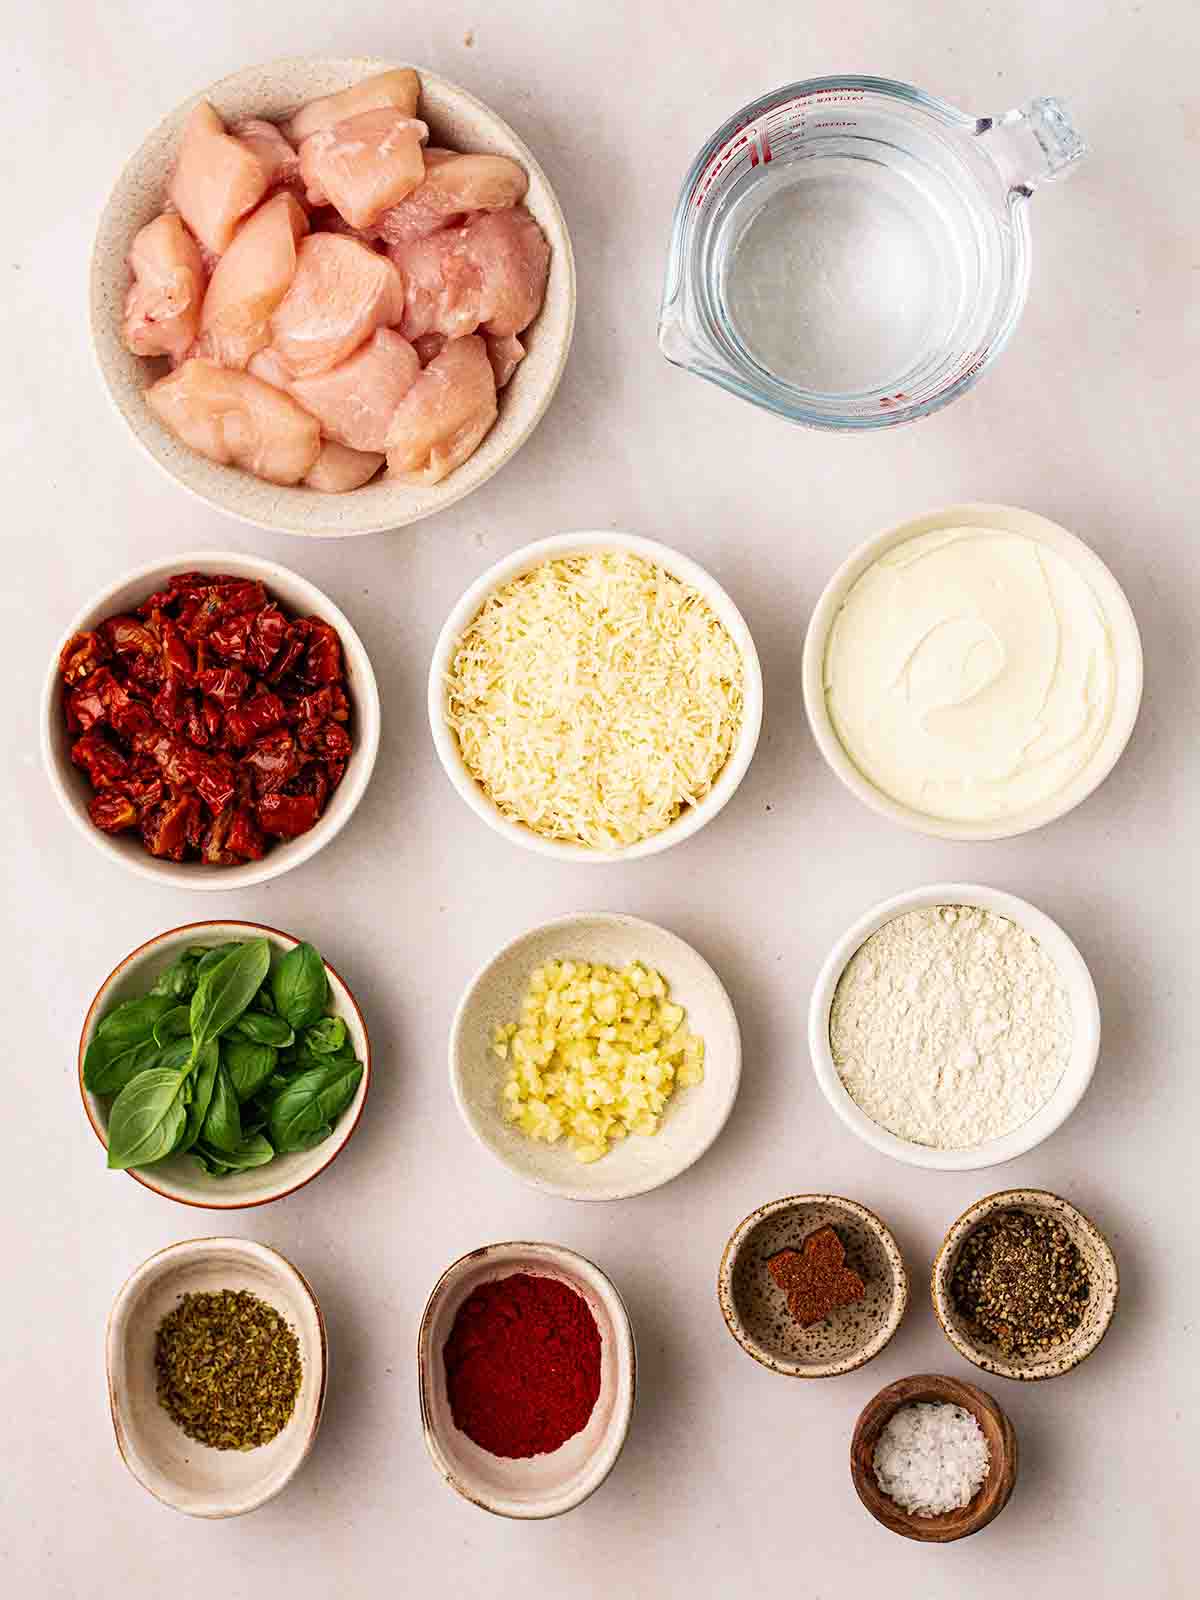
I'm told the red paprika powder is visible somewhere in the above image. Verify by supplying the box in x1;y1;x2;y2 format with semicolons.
443;1272;602;1459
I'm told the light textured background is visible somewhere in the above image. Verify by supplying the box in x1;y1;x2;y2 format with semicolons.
3;2;1197;1595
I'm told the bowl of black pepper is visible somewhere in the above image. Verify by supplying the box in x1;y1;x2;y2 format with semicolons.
931;1189;1119;1381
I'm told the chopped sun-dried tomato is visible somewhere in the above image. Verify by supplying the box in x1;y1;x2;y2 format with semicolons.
58;573;354;866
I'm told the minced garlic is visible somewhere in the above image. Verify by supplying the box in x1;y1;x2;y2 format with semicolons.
492;959;705;1162
445;551;744;849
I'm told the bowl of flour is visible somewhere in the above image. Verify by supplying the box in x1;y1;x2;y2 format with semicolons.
808;884;1100;1170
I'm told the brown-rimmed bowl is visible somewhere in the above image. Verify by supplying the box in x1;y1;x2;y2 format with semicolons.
90;57;575;537
931;1188;1119;1380
79;921;371;1208
106;1237;327;1516
718;1195;908;1377
850;1373;1017;1542
418;1241;636;1519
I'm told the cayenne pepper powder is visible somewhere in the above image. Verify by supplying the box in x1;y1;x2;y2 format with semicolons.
443;1273;602;1458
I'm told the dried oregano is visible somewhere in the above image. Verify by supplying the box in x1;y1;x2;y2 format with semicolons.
154;1288;302;1449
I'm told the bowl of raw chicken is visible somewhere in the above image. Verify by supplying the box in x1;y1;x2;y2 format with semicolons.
90;58;575;536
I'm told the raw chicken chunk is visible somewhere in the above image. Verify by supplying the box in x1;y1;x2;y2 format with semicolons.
198;193;308;368
306;440;385;492
284;67;421;145
269;233;405;378
385;334;498;485
299;109;428;229
372;150;527;246
412;332;447;366
485;331;525;389
290;328;421;452
465;206;551;336
388;227;483;341
146;359;321;484
232;119;299;188
169;101;270;255
122;213;206;362
246;347;293;390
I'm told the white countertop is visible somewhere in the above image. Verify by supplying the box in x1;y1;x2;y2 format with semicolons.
4;2;1197;1595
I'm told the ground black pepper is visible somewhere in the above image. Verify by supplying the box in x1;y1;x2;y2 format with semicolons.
950;1209;1090;1358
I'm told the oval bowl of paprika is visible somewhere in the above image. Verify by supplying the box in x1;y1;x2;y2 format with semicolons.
418;1240;636;1518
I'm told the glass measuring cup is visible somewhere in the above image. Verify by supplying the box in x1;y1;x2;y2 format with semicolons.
659;76;1086;430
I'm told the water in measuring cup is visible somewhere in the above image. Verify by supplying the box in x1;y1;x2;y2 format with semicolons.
720;156;968;395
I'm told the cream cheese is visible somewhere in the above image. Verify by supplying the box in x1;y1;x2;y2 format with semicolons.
823;528;1115;823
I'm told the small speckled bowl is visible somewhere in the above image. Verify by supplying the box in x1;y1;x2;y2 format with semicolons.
718;1195;908;1377
932;1188;1119;1380
90;57;575;536
106;1237;327;1517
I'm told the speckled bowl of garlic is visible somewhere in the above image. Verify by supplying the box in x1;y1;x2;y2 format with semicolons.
808;883;1100;1172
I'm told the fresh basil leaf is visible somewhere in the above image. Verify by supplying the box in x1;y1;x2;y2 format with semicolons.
253;986;277;1015
192;1148;233;1175
106;1068;188;1169
84;1035;158;1098
95;994;175;1042
230;1011;294;1048
271;942;328;1031
268;1060;362;1154
150;954;200;1001
195;941;246;979
196;1132;275;1173
152;1005;191;1046
222;1039;277;1102
188;939;271;1062
176;1042;219;1154
303;1016;347;1056
200;1062;242;1153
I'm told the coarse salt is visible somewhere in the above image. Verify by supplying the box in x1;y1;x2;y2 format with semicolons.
872;1402;990;1517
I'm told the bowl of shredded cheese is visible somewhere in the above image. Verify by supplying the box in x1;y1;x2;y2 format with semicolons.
450;912;742;1200
428;532;762;858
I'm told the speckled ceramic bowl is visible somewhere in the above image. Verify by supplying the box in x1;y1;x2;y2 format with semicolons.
106;1237;327;1517
418;1241;635;1519
718;1195;908;1377
90;57;575;536
932;1189;1119;1380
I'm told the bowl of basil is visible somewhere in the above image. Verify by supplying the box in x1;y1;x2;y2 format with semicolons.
79;922;371;1207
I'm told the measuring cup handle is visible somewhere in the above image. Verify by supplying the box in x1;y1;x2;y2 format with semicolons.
975;97;1088;193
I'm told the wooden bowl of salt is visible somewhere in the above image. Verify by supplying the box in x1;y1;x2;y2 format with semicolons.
850;1373;1017;1542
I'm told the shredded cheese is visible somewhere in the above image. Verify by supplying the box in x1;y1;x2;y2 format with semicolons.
445;551;745;849
493;959;705;1162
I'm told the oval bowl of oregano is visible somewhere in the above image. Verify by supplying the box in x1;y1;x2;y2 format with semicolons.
106;1235;326;1516
79;921;371;1208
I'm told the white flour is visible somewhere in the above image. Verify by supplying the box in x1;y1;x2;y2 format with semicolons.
829;905;1072;1149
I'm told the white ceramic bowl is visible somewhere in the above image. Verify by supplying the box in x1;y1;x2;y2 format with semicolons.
107;1237;327;1517
90;57;576;537
801;503;1143;840
418;1241;635;1518
451;912;741;1200
80;921;371;1207
42;551;380;889
808;884;1101;1171
428;531;763;860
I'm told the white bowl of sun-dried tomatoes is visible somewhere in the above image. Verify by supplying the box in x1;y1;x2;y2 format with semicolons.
41;552;380;887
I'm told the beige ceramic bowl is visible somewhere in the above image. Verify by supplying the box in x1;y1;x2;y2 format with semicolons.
90;57;576;536
801;503;1143;840
718;1194;908;1378
80;921;371;1208
418;1241;635;1519
450;912;742;1201
429;531;764;860
809;883;1101;1172
106;1237;327;1517
42;551;380;889
932;1188;1119;1380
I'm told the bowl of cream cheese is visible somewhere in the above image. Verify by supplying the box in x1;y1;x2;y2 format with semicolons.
801;504;1142;839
